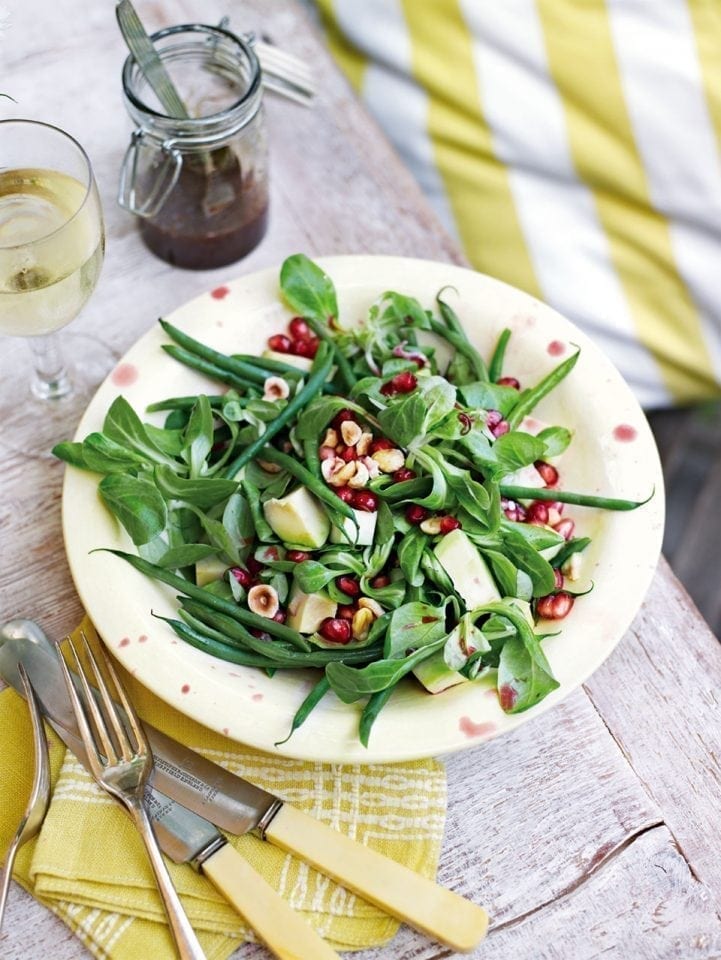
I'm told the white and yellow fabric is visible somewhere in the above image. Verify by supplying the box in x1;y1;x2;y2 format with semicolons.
316;0;721;408
0;620;447;959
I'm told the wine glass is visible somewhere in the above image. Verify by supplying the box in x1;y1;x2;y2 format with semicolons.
0;119;107;453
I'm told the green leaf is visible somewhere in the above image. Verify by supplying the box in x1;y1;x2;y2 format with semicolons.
377;392;428;448
501;528;557;597
459;382;521;418
183;395;214;478
384;601;447;659
536;426;572;459
144;423;185;457
98;474;168;546
52;441;88;469
294;560;338;594
551;536;592;569
378;291;431;330
185;504;242;564
154;465;237;508
325;639;445;703
295;397;366;442
280;253;338;323
418;376;457;430
103;396;177;468
492;432;546;475
396;529;426;588
156;544;218;569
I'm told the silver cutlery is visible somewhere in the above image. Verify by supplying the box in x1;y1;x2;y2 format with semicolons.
0;664;50;933
58;633;206;960
0;619;489;952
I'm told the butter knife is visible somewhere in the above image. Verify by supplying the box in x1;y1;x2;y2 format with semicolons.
0;623;488;952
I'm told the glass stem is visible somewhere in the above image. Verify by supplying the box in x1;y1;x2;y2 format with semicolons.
28;332;72;400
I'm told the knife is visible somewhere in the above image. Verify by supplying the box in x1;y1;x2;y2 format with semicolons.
0;632;342;960
0;625;488;952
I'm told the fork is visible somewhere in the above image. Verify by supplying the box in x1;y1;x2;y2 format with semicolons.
58;635;206;960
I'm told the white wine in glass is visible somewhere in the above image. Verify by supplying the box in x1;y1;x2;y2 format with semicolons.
0;119;105;414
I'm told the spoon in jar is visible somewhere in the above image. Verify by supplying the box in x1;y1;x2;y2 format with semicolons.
0;661;51;932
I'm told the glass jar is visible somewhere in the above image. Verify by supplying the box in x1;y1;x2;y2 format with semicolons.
119;23;269;270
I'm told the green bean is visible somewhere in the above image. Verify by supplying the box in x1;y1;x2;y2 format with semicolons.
303;438;321;479
489;328;512;383
103;550;312;650
304;316;356;392
160;318;274;386
507;349;580;429
499;485;654;511
157;613;281;667
161;345;256;393
232;352;303;379
222;341;334;480
146;395;229;412
379;476;433;503
436;289;465;338
428;318;488;382
275;674;330;746
359;683;397;747
180;598;382;665
258;445;356;522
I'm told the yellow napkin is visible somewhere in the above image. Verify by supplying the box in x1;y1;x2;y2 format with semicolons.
0;619;447;959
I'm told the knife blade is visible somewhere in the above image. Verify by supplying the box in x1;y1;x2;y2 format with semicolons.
0;635;342;960
0;630;488;951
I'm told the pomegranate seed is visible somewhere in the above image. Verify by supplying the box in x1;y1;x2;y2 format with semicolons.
246;556;263;576
553;568;564;590
287;550;311;563
497;376;520;389
458;412;473;434
370;438;394;453
319;617;352;644
250;628;269;638
491;420;510;438
332;409;357;429
230;567;253;588
339;445;357;462
288;316;312;340
406;504;429;525
535;460;559;486
351;490;379;512
292;337;319;358
272;609;286;623
526;501;549;525
439;516;461;534
393;467;416;483
380;371;418;395
319;445;336;460
337;576;361;597
536;591;574;620
335;486;354;503
554;518;575;540
485;410;503;428
268;333;291;353
371;574;390;588
337;604;356;620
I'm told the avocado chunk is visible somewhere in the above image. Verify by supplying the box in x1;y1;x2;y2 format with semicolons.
413;650;468;694
434;529;501;610
195;555;228;587
287;583;337;634
263;486;330;548
330;508;377;546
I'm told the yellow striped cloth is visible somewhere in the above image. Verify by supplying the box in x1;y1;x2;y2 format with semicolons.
315;0;721;408
0;621;446;959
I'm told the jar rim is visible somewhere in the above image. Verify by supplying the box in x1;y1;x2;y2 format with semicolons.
121;22;262;126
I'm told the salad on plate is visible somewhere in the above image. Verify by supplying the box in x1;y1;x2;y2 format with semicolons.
54;255;650;746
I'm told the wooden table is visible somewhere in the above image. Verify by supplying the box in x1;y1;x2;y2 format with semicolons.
3;2;721;957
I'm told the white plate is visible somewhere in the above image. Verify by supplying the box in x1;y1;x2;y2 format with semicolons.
62;256;664;762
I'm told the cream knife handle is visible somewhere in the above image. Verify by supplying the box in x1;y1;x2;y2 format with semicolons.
264;804;489;953
201;842;341;960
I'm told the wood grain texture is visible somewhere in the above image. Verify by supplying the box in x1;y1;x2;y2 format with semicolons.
3;1;721;959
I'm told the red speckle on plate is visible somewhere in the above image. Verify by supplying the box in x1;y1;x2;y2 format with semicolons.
222;727;230;736
119;637;130;648
111;363;138;387
252;693;263;702
181;683;191;694
211;285;230;300
498;684;518;711
547;340;565;357
613;423;637;442
138;634;148;643
459;716;496;738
